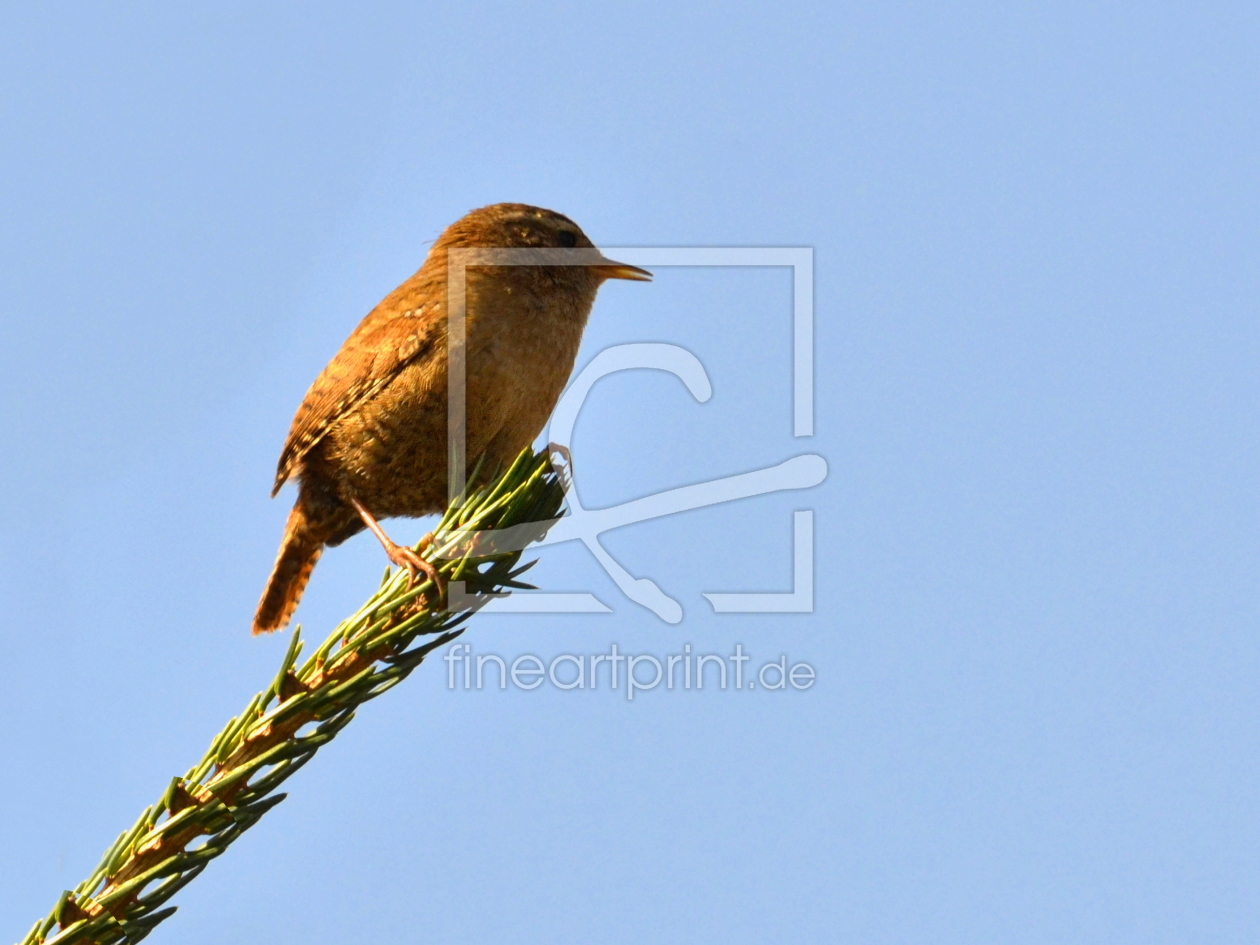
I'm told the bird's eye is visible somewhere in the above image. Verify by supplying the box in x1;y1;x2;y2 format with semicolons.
558;230;577;248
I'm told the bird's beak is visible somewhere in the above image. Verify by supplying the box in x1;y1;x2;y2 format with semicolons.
592;257;652;281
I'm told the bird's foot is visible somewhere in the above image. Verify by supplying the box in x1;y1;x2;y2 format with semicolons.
348;495;446;608
547;442;574;487
386;534;445;606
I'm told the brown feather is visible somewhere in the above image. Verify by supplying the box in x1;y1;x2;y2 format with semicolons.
253;503;326;634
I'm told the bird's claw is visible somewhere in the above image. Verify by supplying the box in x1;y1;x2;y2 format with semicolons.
547;442;574;487
387;537;445;606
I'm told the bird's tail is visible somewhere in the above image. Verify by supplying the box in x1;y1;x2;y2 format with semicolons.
253;503;326;635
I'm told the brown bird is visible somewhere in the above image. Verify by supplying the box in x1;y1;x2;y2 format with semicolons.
252;203;650;635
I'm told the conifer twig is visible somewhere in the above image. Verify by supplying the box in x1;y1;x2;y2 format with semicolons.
16;448;566;945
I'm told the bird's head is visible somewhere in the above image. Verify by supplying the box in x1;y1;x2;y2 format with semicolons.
434;203;652;286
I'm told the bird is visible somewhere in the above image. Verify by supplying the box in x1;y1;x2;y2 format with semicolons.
252;203;651;635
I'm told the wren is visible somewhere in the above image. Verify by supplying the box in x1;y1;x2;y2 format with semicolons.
253;203;650;634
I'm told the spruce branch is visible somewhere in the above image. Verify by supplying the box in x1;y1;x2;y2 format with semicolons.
17;448;566;945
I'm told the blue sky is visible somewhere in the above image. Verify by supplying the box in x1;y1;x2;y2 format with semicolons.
1;3;1258;943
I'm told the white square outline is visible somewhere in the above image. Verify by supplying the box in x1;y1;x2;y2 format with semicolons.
441;247;818;621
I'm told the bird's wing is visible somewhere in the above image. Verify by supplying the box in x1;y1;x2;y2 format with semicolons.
271;313;441;496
